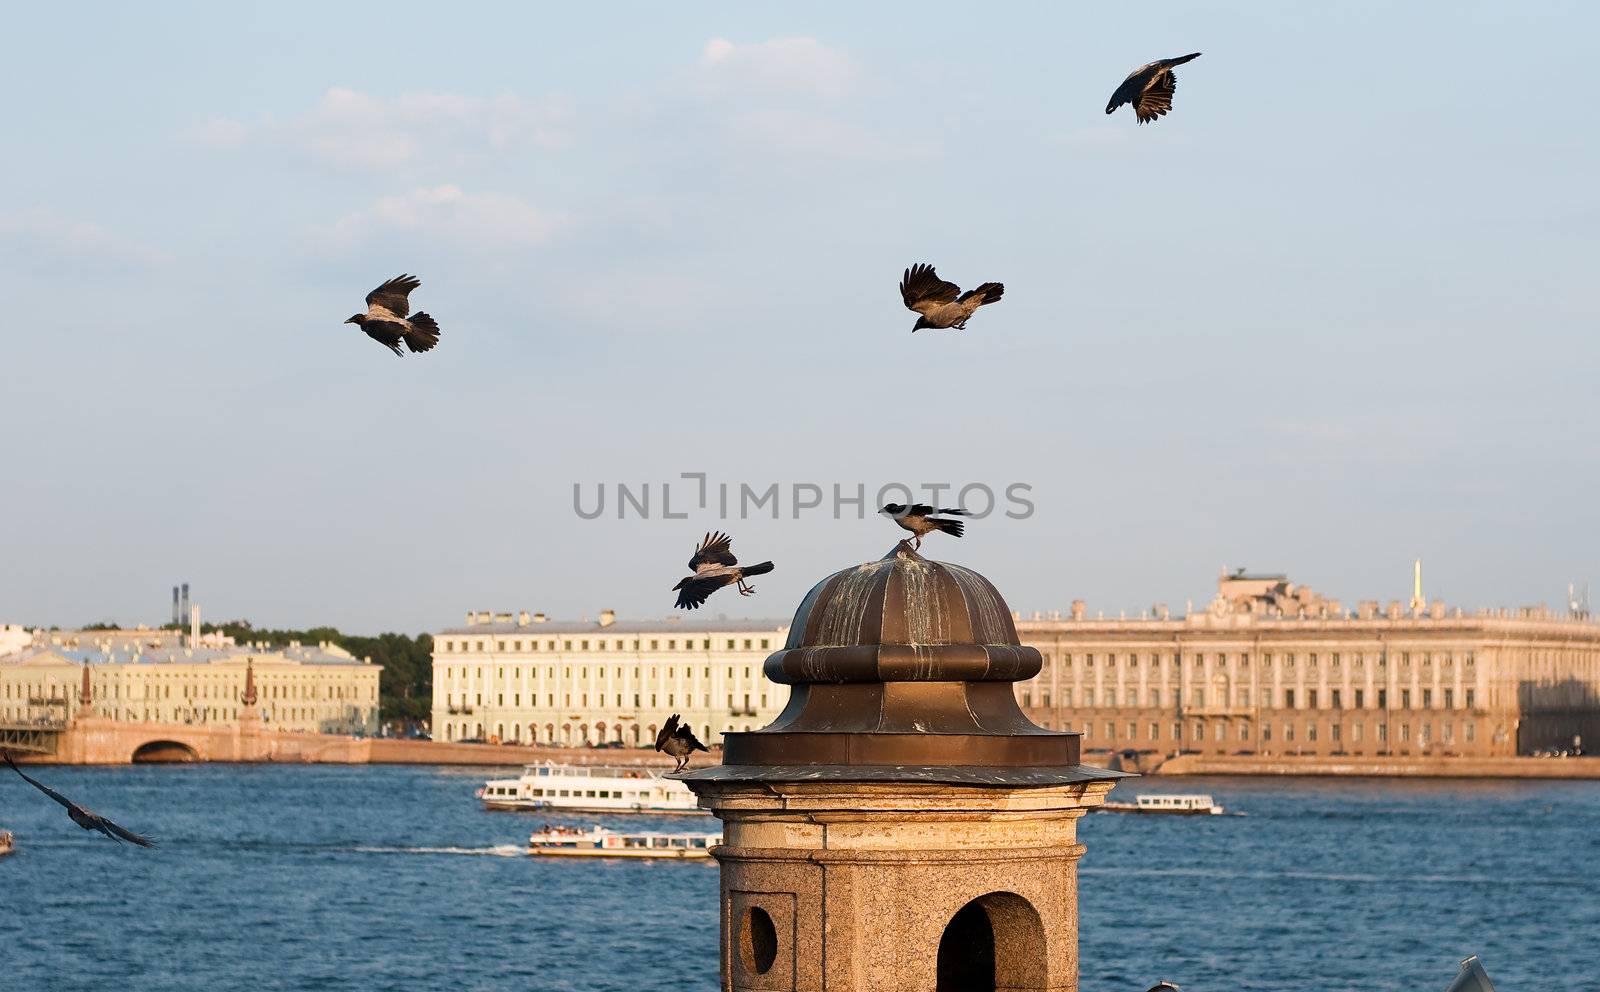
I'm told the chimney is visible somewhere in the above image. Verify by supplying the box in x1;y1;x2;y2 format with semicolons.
466;611;476;626
599;609;616;628
1070;599;1086;621
517;611;530;626
190;604;201;646
476;611;492;624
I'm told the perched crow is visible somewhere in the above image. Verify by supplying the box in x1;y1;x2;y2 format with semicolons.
880;503;968;548
672;531;774;610
1106;53;1201;124
345;274;441;356
900;263;1004;332
4;752;155;847
655;714;710;772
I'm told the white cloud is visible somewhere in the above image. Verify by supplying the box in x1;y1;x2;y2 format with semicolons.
327;185;555;246
699;37;855;99
0;208;165;268
202;87;573;169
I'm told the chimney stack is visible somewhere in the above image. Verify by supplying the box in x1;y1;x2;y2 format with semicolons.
190;604;201;646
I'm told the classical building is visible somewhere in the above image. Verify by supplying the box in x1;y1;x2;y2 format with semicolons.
1012;570;1600;759
0;628;382;735
430;610;789;746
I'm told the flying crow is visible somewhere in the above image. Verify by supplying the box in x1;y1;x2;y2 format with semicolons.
345;274;442;356
880;503;968;549
4;752;155;847
655;714;710;772
672;531;774;610
1106;53;1202;124
900;263;1004;332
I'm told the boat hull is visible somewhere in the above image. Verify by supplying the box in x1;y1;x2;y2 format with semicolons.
527;846;713;859
1097;804;1223;815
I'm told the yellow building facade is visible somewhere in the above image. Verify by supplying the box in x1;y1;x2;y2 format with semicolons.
430;611;788;746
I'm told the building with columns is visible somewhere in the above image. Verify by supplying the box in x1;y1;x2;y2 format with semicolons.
429;610;788;746
1;628;381;735
1012;570;1600;759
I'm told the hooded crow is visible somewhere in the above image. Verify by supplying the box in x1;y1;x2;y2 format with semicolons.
4;752;155;847
1106;53;1201;124
345;274;442;356
672;531;774;610
655;714;710;772
880;503;968;548
900;263;1004;332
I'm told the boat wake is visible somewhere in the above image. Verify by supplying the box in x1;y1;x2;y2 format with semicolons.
346;844;523;858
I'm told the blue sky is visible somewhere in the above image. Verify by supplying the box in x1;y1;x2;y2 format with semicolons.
2;2;1596;633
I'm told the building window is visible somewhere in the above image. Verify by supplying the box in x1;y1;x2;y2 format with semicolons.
1355;689;1365;709
1465;689;1475;709
1214;722;1224;742
1400;723;1411;742
1331;689;1342;709
1262;723;1272;742
1284;689;1295;709
1444;688;1454;709
1063;688;1073;707
1465;722;1475;742
1402;689;1412;709
1308;689;1319;709
1148;722;1159;740
1422;688;1433;709
1377;688;1388;709
1307;723;1318;742
1284;723;1295;742
1239;723;1250;741
1331;723;1341;742
1352;722;1363;742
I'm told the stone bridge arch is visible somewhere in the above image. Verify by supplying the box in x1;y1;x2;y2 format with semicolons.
131;737;204;763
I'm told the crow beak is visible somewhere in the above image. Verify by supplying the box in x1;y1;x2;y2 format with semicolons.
344;317;357;324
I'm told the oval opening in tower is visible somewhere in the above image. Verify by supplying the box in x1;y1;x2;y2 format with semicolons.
739;906;778;975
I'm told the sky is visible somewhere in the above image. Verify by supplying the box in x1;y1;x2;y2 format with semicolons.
2;2;1597;634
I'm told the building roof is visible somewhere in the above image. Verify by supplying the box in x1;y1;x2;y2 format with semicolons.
1;643;369;667
436;617;789;637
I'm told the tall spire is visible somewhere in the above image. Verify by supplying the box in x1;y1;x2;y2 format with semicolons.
241;658;258;707
79;661;93;707
1410;558;1426;614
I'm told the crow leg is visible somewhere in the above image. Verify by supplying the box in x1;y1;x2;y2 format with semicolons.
737;579;755;596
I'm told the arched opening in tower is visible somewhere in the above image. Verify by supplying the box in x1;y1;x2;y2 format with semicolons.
936;892;1046;992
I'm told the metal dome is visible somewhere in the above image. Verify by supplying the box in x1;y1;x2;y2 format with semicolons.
712;541;1091;773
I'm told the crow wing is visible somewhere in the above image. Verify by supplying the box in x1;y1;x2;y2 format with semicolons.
674;724;708;752
674;575;726;610
656;714;681;751
362;321;407;357
6;754;79;813
900;263;961;315
366;274;420;318
1135;71;1177;124
94;815;156;848
689;531;737;571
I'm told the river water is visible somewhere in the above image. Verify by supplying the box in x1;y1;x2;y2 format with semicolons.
1;765;1596;991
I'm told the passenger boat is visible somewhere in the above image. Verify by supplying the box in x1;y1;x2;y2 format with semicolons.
477;762;702;814
1098;793;1225;815
527;824;720;859
0;830;13;856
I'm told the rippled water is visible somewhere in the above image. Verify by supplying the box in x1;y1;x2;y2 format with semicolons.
2;766;1596;991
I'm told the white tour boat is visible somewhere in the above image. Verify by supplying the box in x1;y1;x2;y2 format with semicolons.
1098;793;1226;815
477;762;703;814
527;824;720;859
